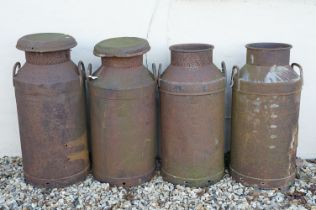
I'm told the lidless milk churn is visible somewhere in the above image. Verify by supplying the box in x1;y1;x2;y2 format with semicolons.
230;43;303;189
159;44;226;187
88;37;156;187
13;33;89;187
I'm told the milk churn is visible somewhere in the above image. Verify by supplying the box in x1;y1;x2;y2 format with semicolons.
13;33;89;187
230;43;303;189
159;44;226;187
88;37;156;187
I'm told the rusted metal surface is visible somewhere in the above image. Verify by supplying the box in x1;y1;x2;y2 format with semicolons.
230;43;303;189
89;37;156;187
160;44;226;187
13;33;89;188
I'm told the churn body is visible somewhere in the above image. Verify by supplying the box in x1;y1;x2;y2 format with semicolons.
89;37;156;187
230;43;303;189
13;33;89;187
160;44;226;187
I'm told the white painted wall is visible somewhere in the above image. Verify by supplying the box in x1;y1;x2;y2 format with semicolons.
0;0;315;158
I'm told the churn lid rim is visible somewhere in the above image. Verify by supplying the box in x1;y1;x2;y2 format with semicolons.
93;37;150;57
169;43;214;53
16;33;77;52
246;42;292;51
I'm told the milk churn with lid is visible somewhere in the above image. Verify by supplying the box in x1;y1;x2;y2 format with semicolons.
159;44;226;187
230;43;303;189
88;37;156;187
13;33;89;187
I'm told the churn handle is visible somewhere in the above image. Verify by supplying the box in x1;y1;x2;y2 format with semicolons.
230;65;240;88
12;62;21;86
77;61;85;87
221;61;227;84
152;63;162;87
291;63;304;86
87;63;98;80
87;63;92;78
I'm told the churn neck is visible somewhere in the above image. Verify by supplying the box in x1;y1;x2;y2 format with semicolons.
25;50;71;65
246;43;292;66
170;44;214;68
101;55;143;68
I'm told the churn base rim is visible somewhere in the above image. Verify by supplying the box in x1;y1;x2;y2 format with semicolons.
161;168;224;187
230;166;295;190
24;166;89;188
92;167;156;187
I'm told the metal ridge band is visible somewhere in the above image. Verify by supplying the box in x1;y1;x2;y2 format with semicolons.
233;79;302;95
159;78;225;96
160;87;225;96
89;82;156;100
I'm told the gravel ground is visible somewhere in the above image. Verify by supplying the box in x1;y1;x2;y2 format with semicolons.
0;156;315;210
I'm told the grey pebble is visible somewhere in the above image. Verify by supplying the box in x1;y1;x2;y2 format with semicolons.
0;156;316;209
